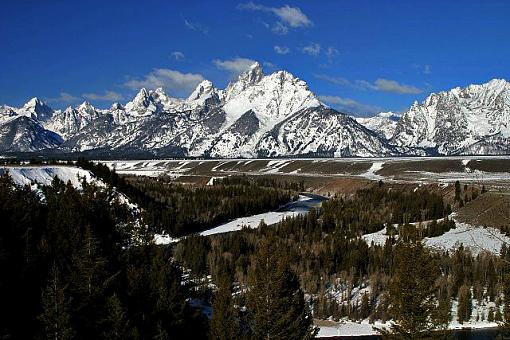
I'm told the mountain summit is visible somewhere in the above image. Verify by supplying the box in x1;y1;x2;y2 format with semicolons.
0;64;508;157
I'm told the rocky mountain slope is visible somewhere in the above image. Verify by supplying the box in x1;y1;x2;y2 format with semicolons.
391;79;510;155
355;112;400;140
0;64;508;157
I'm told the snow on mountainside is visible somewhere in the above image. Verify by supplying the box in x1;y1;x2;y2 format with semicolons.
56;62;394;158
355;112;400;140
1;66;509;157
0;116;62;152
392;79;510;155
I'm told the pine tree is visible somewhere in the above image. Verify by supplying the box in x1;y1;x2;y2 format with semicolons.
247;235;317;340
38;264;74;340
501;273;510;337
210;274;239;340
102;293;132;339
431;290;451;338
385;242;439;338
457;285;472;324
455;181;461;202
360;293;370;320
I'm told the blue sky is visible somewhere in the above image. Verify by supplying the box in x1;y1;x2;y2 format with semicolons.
1;0;509;116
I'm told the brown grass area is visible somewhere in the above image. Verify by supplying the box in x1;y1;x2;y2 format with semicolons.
456;191;510;228
378;159;465;176
466;159;510;173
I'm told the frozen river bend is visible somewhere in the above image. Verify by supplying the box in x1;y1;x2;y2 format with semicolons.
201;193;327;236
155;193;327;244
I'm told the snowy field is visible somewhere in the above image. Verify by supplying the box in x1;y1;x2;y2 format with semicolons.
99;156;510;183
0;165;103;188
424;222;510;256
317;317;499;338
362;220;510;256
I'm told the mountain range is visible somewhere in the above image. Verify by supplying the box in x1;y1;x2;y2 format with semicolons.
1;62;509;158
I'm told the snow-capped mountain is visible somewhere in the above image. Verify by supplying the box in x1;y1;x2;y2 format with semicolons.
18;97;54;122
355;112;400;140
56;62;395;158
392;79;510;155
47;101;104;138
1;64;508;157
0;115;62;152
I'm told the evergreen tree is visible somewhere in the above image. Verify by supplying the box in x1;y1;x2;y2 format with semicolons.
39;264;74;340
385;242;439;338
102;293;132;339
455;181;461;202
210;274;240;340
457;285;472;324
247;235;317;340
501;273;510;338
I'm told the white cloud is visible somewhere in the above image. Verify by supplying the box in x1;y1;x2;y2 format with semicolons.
46;92;79;104
82;90;124;102
314;74;351;86
272;5;312;27
124;68;204;96
319;95;384;116
271;21;288;35
263;61;276;69
412;63;432;75
316;74;422;94
238;2;312;34
171;51;185;61
213;57;257;75
302;42;321;56
274;45;290;55
325;46;339;62
372;78;422;94
184;19;209;34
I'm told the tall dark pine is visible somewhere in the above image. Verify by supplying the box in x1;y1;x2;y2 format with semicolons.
38;264;74;340
500;273;510;337
247;235;317;340
386;242;439;338
102;293;132;339
210;274;240;340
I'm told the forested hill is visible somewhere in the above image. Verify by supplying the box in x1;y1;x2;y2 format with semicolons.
76;159;300;237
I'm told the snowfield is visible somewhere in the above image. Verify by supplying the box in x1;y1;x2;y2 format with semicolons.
362;220;510;256
0;165;103;188
424;222;510;256
362;226;389;247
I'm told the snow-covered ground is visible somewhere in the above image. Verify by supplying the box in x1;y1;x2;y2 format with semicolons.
317;320;388;337
361;217;510;256
317;291;501;337
317;316;498;338
362;227;389;246
200;195;320;237
102;160;181;177
153;233;179;245
417;169;510;183
0;165;104;188
424;222;510;256
360;161;384;180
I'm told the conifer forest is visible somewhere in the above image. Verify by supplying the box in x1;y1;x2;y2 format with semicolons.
1;159;510;339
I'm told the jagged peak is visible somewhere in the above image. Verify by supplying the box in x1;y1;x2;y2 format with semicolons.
23;97;51;111
241;61;264;84
225;62;264;101
78;101;95;110
110;102;124;110
187;80;216;102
